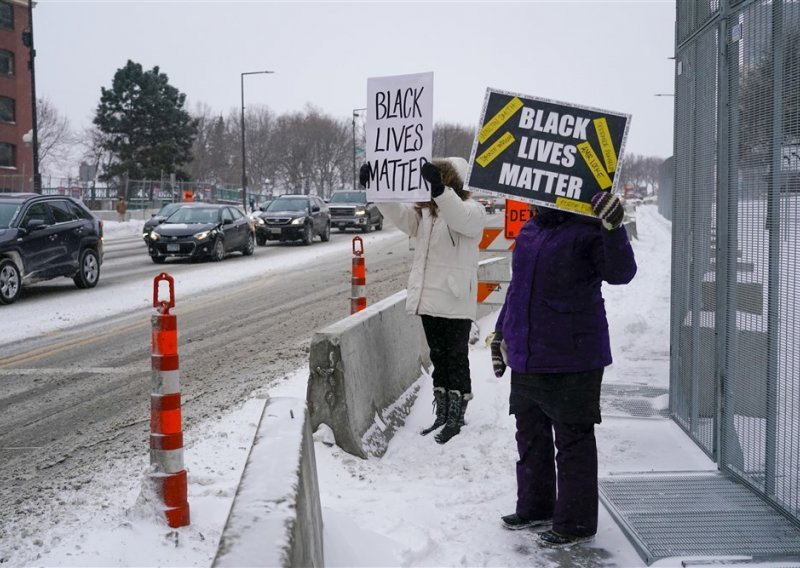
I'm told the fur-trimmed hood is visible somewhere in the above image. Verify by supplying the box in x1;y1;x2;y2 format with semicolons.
416;157;472;216
430;157;471;200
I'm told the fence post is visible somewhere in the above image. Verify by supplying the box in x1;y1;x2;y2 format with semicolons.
150;273;190;528
351;236;366;314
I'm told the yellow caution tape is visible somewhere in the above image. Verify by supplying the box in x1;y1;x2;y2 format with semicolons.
577;141;613;189
479;97;524;144
555;197;594;215
593;117;617;173
476;132;516;167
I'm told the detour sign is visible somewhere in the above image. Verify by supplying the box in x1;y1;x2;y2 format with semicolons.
504;199;531;239
467;88;630;217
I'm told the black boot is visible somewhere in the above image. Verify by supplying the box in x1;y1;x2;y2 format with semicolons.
458;392;473;427
435;390;464;444
420;387;448;436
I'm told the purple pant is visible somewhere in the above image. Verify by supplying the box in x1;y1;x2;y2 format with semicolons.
514;404;598;537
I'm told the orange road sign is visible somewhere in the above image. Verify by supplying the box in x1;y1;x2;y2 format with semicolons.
504;199;532;239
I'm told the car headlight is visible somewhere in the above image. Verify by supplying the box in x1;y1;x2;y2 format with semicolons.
142;232;149;240
256;217;265;225
150;231;161;241
194;230;211;240
355;208;366;216
291;217;305;225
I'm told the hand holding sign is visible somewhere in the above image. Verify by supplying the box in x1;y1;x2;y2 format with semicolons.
420;162;444;198
359;163;370;188
591;191;624;230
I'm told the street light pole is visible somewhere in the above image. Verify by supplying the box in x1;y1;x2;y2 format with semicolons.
241;70;274;211
352;107;366;189
26;0;40;193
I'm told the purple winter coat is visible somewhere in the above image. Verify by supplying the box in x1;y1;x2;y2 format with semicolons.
495;212;636;373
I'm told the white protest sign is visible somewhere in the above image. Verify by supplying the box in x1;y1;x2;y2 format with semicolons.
365;71;433;202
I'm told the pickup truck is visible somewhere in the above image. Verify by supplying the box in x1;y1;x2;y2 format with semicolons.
327;190;383;233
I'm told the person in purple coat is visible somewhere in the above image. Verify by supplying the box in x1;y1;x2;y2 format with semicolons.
491;191;636;548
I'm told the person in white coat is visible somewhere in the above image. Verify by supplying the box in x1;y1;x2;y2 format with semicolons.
359;157;486;444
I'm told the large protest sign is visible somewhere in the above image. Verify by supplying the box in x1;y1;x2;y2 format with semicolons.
365;72;433;202
466;88;630;216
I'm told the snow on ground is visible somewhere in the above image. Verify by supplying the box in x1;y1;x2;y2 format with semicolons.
13;205;793;568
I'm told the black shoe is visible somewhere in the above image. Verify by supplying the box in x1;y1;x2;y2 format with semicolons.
501;513;552;531
537;529;595;548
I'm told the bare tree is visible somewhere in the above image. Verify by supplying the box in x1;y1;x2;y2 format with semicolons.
433;122;475;160
304;107;350;198
620;153;665;194
187;102;219;182
37;97;73;175
244;105;278;194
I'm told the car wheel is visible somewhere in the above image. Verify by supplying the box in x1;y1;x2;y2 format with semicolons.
74;248;100;289
243;233;255;256
256;234;266;246
376;216;384;231
211;238;226;261
151;255;166;264
301;223;314;245
0;258;22;305
321;222;331;242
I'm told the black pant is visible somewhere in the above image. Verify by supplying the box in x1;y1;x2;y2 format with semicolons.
420;315;472;394
510;368;603;537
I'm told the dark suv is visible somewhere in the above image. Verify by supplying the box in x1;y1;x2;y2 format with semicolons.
0;193;104;305
258;195;330;245
327;190;383;232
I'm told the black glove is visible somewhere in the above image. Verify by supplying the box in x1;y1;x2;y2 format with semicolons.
421;162;444;198
591;191;624;230
489;331;507;378
359;163;371;188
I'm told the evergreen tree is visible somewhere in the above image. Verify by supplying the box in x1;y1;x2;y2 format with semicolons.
93;60;198;181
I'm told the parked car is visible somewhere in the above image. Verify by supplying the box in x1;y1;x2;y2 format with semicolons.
146;203;254;263
258;195;330;245
0;193;104;305
327;190;383;232
474;194;497;213
142;202;185;240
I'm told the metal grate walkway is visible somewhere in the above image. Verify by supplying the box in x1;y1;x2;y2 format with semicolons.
601;383;670;419
599;472;800;565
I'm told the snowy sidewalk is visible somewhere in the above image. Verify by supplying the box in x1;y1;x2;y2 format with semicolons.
266;204;721;567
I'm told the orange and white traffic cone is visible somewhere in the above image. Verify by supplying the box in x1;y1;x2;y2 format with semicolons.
150;273;190;528
351;236;366;314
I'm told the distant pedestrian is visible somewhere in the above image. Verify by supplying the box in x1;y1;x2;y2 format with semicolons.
493;191;636;547
115;195;128;222
360;157;487;444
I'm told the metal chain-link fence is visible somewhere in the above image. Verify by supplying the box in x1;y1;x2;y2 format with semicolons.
672;0;800;525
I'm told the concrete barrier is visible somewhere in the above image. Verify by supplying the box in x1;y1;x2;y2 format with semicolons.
213;397;324;568
307;290;430;459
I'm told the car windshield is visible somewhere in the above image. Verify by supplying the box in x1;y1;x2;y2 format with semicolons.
267;198;308;212
166;207;220;224
0;202;20;229
329;192;367;204
158;203;183;217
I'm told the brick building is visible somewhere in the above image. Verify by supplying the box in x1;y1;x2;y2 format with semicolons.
0;0;33;191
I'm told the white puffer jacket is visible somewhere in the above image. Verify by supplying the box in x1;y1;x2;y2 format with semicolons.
377;158;486;320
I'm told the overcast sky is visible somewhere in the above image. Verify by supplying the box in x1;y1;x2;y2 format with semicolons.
34;0;676;159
